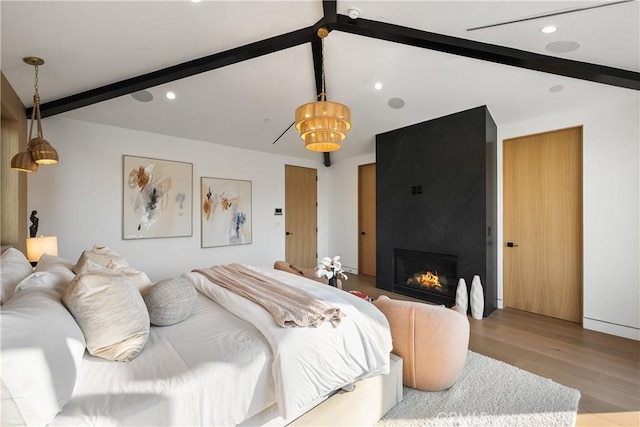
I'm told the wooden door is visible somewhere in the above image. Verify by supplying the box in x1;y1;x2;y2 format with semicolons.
358;163;376;276
503;126;583;323
285;165;317;268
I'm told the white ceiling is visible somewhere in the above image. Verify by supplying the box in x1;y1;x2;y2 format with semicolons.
2;0;638;163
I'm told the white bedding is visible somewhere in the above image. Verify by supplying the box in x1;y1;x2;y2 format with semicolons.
51;265;392;426
185;265;392;419
52;293;275;426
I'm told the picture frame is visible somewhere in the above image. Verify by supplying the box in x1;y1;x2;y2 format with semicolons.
201;177;252;248
122;155;192;239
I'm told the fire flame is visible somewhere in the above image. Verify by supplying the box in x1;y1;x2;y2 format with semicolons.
413;271;442;289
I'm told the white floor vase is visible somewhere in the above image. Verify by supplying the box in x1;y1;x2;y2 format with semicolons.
470;275;484;319
455;278;468;314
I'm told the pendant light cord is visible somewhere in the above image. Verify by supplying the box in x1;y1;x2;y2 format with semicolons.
320;36;326;102
27;63;44;147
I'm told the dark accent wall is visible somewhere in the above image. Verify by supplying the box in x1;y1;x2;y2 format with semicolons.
376;106;497;316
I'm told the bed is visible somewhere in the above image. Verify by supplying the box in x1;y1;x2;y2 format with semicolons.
1;247;401;426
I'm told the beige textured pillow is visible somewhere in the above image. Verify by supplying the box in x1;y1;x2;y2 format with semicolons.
73;245;128;274
112;266;153;296
63;264;149;362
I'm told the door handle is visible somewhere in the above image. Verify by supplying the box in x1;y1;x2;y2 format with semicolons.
285;231;293;236
361;231;366;235
506;242;519;247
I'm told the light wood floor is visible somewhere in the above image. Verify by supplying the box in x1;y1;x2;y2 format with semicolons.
343;274;640;427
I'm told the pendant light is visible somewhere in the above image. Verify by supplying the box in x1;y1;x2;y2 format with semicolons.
11;57;59;173
295;28;351;152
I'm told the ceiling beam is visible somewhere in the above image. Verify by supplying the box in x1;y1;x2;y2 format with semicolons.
34;25;319;118
310;35;332;166
316;1;336;165
335;14;640;91
322;0;337;25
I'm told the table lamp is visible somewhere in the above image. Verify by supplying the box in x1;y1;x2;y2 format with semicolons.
26;235;58;266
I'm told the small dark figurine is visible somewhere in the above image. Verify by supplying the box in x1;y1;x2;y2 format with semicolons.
29;210;39;238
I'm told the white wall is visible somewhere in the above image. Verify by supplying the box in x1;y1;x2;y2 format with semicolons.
326;151;375;274
28;117;329;281
29;97;640;340
497;98;640;340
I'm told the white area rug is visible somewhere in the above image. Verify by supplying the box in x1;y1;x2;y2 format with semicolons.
376;351;580;427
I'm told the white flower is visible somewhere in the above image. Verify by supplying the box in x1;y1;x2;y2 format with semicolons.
316;255;348;281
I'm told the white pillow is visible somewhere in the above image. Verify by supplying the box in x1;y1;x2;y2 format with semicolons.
63;264;149;362
72;244;128;274
34;254;76;292
14;271;69;295
1;248;33;304
1;287;86;426
144;278;197;326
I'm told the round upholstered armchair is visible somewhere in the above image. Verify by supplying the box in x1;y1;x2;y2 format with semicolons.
373;295;469;391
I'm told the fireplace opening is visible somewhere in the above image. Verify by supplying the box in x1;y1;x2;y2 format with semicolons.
393;249;458;306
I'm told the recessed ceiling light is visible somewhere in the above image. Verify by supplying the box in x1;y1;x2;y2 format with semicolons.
545;40;580;53
166;91;176;100
549;85;564;93
190;0;202;3
540;25;558;34
374;82;383;90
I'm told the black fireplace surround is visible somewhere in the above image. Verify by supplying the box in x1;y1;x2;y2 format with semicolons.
376;106;497;316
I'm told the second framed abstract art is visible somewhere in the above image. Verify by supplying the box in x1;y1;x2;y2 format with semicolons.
201;177;252;248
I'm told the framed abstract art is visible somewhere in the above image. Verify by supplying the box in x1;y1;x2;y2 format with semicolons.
122;155;192;239
201;177;252;248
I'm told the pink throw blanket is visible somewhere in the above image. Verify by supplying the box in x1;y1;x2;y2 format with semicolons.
193;264;344;327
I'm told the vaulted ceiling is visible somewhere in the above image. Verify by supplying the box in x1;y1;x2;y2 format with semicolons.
2;1;639;163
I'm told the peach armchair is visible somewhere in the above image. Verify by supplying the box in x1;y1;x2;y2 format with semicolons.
373;295;469;391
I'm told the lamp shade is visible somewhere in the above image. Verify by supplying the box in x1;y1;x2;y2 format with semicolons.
26;236;58;263
30;138;59;165
295;100;351;152
10;151;39;173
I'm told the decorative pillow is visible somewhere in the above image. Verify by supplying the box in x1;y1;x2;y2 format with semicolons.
73;252;152;295
113;266;154;296
1;248;33;304
63;264;149;362
72;244;128;274
144;278;197;326
1;287;86;426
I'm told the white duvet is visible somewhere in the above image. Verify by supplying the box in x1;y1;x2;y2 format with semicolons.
185;265;392;419
52;266;392;426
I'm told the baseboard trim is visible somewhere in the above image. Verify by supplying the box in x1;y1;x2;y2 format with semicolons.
583;317;640;341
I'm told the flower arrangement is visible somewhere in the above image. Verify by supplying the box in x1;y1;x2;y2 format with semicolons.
316;255;348;281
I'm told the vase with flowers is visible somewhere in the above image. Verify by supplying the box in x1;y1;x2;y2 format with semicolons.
316;256;348;288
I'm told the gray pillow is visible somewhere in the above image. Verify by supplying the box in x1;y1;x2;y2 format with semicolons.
144;278;197;326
